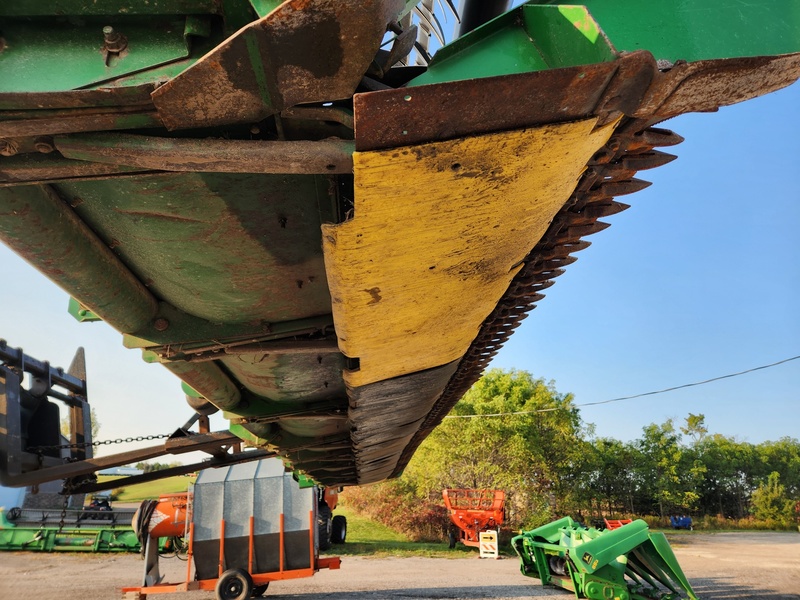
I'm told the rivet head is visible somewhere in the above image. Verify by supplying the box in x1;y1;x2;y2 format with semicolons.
153;318;170;331
34;137;55;154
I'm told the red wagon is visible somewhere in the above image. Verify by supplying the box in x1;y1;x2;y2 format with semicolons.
442;489;505;549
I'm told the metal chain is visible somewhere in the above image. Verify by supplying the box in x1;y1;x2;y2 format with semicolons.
58;482;72;533
27;433;171;454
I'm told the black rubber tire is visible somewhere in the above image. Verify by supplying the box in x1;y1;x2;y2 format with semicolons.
331;515;347;544
251;583;269;597
6;507;21;521
215;568;253;600
317;504;332;551
448;530;457;549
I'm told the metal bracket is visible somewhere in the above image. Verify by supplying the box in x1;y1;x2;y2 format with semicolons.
0;339;91;484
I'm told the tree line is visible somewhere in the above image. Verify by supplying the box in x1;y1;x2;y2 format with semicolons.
345;368;799;534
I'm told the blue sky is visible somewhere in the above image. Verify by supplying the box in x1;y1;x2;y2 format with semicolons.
1;84;797;459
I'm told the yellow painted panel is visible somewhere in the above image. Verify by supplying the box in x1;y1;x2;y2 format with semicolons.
323;118;617;388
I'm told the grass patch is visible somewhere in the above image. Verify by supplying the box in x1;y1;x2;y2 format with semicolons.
328;507;495;558
99;475;195;503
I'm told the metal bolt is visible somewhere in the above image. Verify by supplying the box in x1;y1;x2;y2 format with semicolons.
153;318;170;332
34;137;55;154
0;139;18;157
102;26;127;53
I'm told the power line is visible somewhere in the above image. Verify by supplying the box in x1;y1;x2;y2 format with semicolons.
444;354;800;419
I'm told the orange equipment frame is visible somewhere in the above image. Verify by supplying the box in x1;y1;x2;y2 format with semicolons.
121;510;340;599
603;518;632;530
442;489;505;548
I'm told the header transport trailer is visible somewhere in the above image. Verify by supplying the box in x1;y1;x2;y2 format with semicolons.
1;1;799;492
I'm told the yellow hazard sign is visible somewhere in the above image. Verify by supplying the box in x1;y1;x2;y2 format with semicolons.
479;530;499;559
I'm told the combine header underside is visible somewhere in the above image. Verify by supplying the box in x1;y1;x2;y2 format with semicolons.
512;517;699;600
1;1;799;489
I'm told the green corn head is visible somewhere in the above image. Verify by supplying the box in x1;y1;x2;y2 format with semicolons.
511;517;699;600
0;525;142;552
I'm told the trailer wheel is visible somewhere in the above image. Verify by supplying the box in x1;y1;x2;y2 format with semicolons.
251;583;269;597
448;530;457;549
331;515;347;544
318;504;332;551
216;568;253;600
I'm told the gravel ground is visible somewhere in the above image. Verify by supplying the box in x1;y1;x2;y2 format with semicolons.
0;532;797;600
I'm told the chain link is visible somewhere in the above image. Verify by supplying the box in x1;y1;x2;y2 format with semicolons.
27;433;171;454
58;482;72;533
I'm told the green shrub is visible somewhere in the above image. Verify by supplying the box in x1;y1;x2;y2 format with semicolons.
341;481;449;542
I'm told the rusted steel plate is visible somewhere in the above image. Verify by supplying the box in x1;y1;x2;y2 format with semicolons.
0;84;157;110
640;53;800;118
152;0;412;130
54;133;355;174
0;109;160;137
0;154;147;185
353;51;657;152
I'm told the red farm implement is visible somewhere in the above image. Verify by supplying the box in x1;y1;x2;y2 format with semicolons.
443;489;505;549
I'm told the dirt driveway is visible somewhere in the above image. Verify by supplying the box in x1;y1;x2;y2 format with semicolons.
0;532;797;600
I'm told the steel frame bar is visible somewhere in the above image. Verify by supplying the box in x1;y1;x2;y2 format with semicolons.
2;431;262;488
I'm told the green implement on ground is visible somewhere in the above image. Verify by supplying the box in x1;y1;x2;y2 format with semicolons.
511;517;699;600
0;525;142;552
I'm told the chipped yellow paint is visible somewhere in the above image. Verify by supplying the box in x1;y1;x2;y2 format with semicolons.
322;118;617;388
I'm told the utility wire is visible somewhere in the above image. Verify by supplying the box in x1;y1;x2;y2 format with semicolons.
444;354;800;418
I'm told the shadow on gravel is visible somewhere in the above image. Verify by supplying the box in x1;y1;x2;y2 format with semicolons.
266;577;800;600
267;584;558;599
688;576;800;600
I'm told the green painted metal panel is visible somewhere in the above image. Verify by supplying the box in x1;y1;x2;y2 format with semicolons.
521;6;616;67
409;5;615;87
0;19;197;93
57;173;335;325
248;0;283;18
0;1;222;16
0;526;142;552
68;297;101;322
512;518;700;600
527;0;800;62
412;1;800;88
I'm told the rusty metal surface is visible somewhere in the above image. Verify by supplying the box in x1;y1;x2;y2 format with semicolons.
353;51;657;152
0;108;160;137
54;133;355;174
152;0;412;130
642;53;800;118
0;154;148;186
0;84;157;110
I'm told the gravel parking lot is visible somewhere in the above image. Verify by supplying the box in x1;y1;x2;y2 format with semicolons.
0;532;797;600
